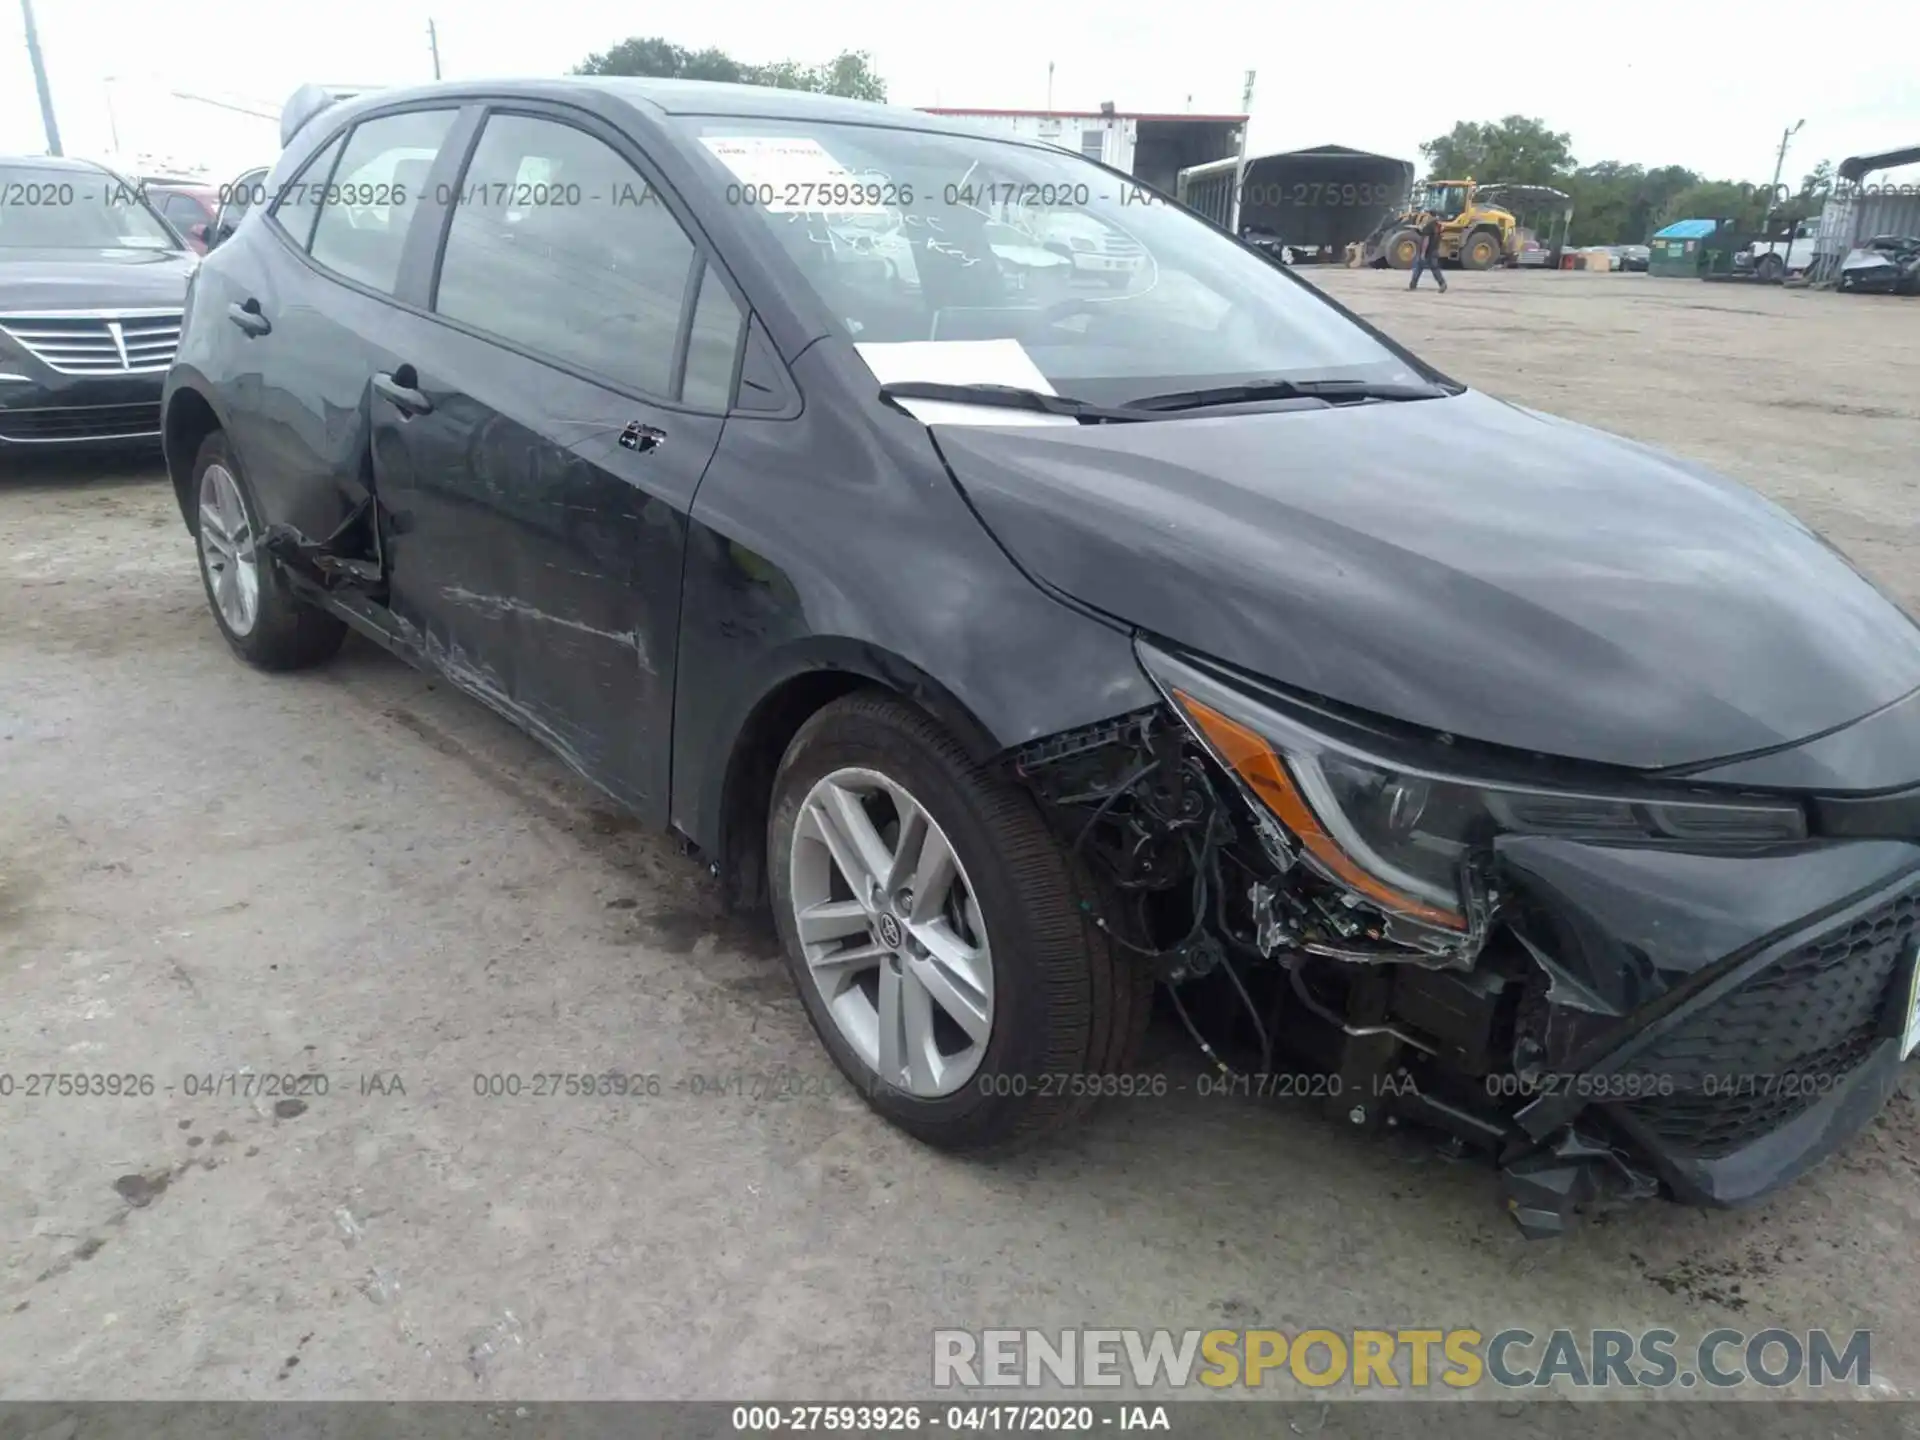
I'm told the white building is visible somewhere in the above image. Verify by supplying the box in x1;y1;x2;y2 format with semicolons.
917;107;1247;195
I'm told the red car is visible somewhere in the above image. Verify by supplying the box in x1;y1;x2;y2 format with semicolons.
140;181;221;253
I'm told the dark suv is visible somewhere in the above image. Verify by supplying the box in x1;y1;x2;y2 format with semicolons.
164;79;1920;1237
1;155;194;448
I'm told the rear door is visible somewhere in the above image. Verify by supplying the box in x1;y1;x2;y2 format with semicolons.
213;106;461;543
369;104;744;820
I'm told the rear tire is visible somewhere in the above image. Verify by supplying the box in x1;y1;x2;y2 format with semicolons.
768;692;1151;1152
190;431;346;672
1756;253;1784;282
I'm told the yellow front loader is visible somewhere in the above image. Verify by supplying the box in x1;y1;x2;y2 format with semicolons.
1359;178;1519;271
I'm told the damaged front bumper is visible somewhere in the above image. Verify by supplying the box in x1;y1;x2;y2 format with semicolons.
1015;650;1920;1237
1495;837;1920;1230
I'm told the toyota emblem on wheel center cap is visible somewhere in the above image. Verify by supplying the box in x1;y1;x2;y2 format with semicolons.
876;913;903;949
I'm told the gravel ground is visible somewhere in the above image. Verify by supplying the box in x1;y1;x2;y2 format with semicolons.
3;271;1919;1407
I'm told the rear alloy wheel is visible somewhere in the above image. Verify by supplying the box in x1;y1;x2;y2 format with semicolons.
198;458;260;639
191;431;346;671
769;693;1151;1150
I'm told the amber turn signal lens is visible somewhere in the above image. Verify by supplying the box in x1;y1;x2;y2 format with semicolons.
1172;689;1467;932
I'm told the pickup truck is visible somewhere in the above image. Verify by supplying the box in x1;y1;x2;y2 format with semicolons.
1739;218;1819;280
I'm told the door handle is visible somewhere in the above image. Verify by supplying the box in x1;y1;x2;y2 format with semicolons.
619;421;666;454
227;299;271;337
373;367;433;418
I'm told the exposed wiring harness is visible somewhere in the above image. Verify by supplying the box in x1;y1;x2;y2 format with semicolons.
1068;759;1276;1080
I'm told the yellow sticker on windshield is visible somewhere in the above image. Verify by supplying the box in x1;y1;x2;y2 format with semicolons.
700;136;890;216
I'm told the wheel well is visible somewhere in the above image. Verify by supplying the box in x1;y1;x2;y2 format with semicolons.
716;670;876;912
164;389;221;532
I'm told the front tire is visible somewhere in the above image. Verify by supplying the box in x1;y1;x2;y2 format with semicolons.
1755;253;1784;282
191;431;346;671
768;692;1150;1151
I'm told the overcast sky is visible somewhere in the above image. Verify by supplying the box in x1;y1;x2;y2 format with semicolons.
4;0;1917;185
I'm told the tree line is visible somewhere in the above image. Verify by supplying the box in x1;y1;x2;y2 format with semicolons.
1421;116;1836;244
574;37;887;103
571;44;1835;246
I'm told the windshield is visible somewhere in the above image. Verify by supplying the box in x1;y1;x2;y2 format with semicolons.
1420;184;1469;219
0;166;181;251
672;118;1422;404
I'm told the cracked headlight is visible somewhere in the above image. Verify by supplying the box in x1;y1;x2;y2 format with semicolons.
1138;641;1808;933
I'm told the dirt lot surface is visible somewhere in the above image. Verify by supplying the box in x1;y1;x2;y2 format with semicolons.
4;272;1920;1410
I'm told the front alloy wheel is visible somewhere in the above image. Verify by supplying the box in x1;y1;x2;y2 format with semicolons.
790;767;993;1097
768;693;1152;1151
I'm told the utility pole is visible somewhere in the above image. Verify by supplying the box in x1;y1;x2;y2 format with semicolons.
20;0;63;155
428;18;442;79
1763;118;1804;234
1229;69;1256;238
103;78;121;154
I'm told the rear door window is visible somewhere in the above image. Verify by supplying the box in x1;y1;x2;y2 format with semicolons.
308;109;457;294
680;262;744;409
432;112;702;399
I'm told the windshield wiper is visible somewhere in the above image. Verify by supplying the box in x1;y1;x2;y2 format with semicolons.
1120;377;1451;413
878;381;1149;424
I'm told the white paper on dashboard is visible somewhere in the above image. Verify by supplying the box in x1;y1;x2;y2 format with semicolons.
699;136;889;215
853;339;1078;427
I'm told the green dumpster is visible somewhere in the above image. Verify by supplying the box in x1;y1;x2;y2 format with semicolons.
1649;218;1725;277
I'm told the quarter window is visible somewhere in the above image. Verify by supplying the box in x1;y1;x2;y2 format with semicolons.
308;109;457;294
268;138;343;251
215;166;269;236
433;113;697;398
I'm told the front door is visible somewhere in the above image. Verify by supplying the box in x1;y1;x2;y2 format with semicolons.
369;106;746;820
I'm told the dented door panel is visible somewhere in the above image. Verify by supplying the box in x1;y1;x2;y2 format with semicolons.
372;317;718;820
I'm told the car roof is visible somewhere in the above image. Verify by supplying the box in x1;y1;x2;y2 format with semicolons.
310;77;1045;145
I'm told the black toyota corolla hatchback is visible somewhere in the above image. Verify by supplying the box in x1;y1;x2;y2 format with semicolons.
163;78;1920;1236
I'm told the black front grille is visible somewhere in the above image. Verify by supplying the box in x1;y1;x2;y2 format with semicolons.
1622;887;1917;1157
0;402;161;442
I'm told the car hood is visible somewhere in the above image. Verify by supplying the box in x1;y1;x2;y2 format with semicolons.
935;389;1920;771
0;249;196;310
